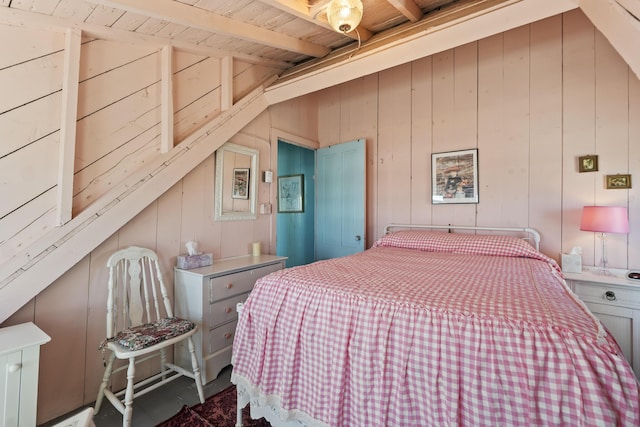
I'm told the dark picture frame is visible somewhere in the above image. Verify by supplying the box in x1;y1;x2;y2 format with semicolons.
606;174;632;189
432;149;479;204
578;155;598;173
278;174;304;213
232;168;250;199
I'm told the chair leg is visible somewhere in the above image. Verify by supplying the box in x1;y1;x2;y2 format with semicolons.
188;337;205;403
122;358;136;427
160;347;168;380
94;352;115;414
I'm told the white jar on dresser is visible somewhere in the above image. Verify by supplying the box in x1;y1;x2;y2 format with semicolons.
0;322;50;427
174;255;287;384
564;268;640;379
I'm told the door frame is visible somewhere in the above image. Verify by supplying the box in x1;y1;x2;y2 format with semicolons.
269;128;319;256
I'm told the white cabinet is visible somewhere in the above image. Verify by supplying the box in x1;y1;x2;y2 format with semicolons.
174;255;286;384
0;322;51;427
565;269;640;379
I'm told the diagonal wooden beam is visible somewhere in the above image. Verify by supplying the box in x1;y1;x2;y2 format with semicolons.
92;0;330;57
0;78;276;324
579;0;640;79
387;0;424;22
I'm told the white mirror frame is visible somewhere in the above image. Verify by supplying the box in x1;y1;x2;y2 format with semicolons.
214;143;259;221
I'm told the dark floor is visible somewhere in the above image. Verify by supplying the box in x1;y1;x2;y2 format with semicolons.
40;365;234;427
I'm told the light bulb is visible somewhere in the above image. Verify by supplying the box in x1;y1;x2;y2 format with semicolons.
327;0;363;34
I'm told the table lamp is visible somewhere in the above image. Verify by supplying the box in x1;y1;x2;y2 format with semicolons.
580;206;629;274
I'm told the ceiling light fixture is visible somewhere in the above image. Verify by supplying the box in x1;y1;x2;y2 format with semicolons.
327;0;363;34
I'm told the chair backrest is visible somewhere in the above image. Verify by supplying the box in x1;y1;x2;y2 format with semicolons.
105;246;173;339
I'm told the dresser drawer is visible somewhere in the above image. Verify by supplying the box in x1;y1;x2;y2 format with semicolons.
209;263;282;302
209;320;237;354
573;281;640;308
209;293;247;328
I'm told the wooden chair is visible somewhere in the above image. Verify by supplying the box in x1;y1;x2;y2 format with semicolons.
94;246;205;427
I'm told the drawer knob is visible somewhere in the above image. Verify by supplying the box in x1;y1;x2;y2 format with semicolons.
605;290;617;301
224;332;232;340
8;363;21;373
225;283;233;289
225;306;232;314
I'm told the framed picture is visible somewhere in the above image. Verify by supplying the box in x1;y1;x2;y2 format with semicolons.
278;174;304;213
232;168;250;199
606;174;632;189
432;149;479;204
579;155;598;172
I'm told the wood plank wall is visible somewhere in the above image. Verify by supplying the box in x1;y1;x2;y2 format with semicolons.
0;22;317;424
1;7;639;425
317;10;640;271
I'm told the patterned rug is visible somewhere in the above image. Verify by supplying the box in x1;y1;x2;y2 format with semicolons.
157;385;270;427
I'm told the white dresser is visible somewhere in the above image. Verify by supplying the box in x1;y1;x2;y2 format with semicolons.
0;322;51;427
565;268;640;378
174;255;287;383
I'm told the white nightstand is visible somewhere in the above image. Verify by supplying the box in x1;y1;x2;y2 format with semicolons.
564;268;640;378
174;255;287;383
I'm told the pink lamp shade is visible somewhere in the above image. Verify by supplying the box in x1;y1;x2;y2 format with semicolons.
580;206;629;234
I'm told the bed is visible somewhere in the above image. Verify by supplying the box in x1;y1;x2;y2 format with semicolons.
231;225;640;426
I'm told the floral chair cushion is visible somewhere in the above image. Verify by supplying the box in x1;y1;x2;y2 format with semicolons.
103;317;196;351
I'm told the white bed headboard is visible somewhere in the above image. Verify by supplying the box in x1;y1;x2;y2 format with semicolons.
383;224;541;251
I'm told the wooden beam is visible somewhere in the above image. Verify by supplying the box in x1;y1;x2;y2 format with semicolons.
221;56;233;111
579;0;640;80
387;0;424;22
56;28;81;226
0;78;277;324
264;0;578;104
91;0;330;57
0;7;292;69
616;0;640;19
160;45;173;154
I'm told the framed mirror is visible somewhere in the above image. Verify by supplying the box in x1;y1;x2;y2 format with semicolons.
214;143;259;221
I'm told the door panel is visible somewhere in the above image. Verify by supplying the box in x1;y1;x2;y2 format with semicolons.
316;139;366;260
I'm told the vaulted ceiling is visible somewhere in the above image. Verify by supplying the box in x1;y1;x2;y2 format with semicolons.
2;0;638;103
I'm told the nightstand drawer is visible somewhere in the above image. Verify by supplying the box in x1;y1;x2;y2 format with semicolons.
209;263;281;302
573;282;640;308
209;293;247;328
209;320;237;353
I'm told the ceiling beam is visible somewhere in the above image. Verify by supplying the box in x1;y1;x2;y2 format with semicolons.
92;0;330;57
0;6;292;68
259;0;373;41
579;0;640;79
387;0;424;22
616;0;640;19
264;0;578;104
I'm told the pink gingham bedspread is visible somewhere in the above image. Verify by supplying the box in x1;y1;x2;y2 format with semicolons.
231;233;640;426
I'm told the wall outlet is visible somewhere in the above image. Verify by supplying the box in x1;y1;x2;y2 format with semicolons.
260;203;272;214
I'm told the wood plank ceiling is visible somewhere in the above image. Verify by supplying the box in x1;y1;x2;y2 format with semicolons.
2;0;490;71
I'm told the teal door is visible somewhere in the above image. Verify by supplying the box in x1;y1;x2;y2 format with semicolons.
276;141;315;267
315;139;366;260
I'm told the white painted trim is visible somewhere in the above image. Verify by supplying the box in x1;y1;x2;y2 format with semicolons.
579;0;640;80
161;45;173;154
56;28;81;226
264;0;578;105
